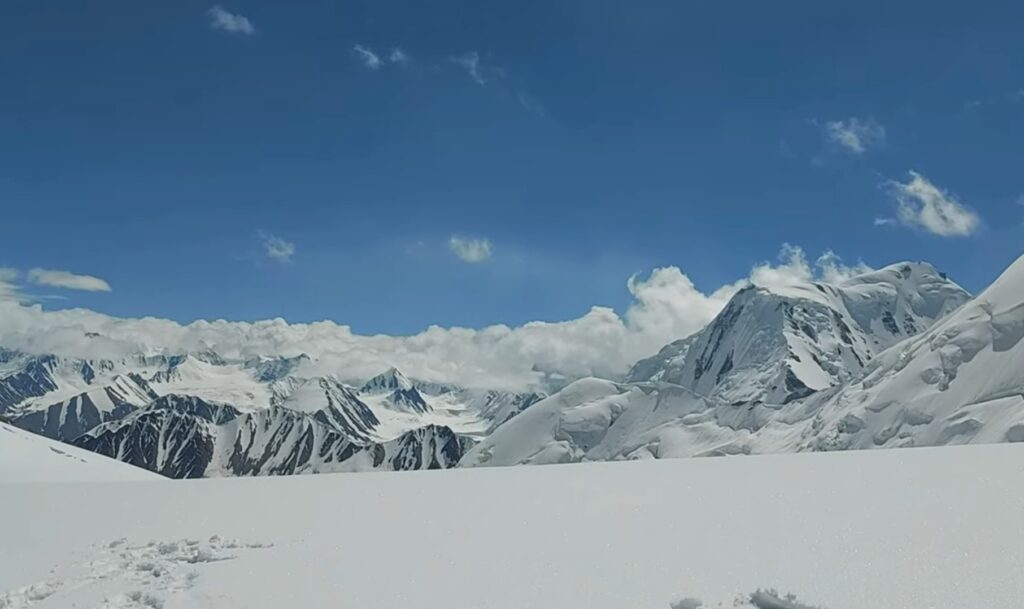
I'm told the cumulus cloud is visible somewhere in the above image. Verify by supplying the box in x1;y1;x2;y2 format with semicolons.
448;236;492;263
208;5;256;35
0;246;874;391
823;117;885;154
887;171;981;237
748;245;873;289
259;232;295;263
27;269;112;292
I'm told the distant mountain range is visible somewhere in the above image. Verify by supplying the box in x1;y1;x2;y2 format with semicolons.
3;256;1023;478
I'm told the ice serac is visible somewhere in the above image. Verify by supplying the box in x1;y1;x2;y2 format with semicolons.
805;253;1024;451
3;374;158;442
627;262;969;404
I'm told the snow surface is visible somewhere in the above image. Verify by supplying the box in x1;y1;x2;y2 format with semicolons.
0;421;161;483
2;443;1023;608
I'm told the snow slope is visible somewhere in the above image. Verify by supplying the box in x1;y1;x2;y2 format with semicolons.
2;444;1022;608
0;421;161;483
804;252;1024;451
461;378;757;466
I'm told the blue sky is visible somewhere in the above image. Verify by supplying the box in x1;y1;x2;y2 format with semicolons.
2;0;1023;335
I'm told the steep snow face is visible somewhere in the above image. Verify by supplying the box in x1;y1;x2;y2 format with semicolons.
805;254;1024;451
628;262;968;404
276;377;380;442
3;374;158;442
0;421;161;483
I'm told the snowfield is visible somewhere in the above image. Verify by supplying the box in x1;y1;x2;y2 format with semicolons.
0;421;161;483
2;443;1023;609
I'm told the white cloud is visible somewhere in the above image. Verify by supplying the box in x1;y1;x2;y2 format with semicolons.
448;236;492;264
824;117;885;154
450;52;493;85
747;245;873;290
887;171;981;237
27;269;112;292
0;246;872;391
0;268;23;303
388;48;410;66
261;233;295;262
208;5;256;35
353;45;411;70
353;45;384;70
813;250;873;284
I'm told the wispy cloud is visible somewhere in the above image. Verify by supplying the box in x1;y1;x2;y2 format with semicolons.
353;45;411;70
823;117;885;154
515;90;546;117
965;88;1024;111
207;5;256;35
448;236;492;263
353;45;384;70
260;232;296;262
450;51;505;85
27;268;112;292
388;48;410;66
884;171;980;237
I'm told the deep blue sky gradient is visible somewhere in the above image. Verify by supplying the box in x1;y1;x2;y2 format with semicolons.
2;1;1023;333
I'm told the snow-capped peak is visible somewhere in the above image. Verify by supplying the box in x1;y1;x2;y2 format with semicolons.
628;260;970;404
360;367;414;394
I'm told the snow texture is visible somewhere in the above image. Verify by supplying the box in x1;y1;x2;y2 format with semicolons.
2;443;1023;608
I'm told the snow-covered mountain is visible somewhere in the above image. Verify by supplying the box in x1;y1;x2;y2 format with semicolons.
466;256;1024;467
627;262;969;404
3;374;158;442
5;255;1022;477
73;394;471;478
0;348;530;477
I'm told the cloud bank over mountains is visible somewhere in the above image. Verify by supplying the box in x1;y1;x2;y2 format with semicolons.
0;246;874;390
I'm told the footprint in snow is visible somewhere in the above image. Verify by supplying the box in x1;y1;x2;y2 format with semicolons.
0;535;272;609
